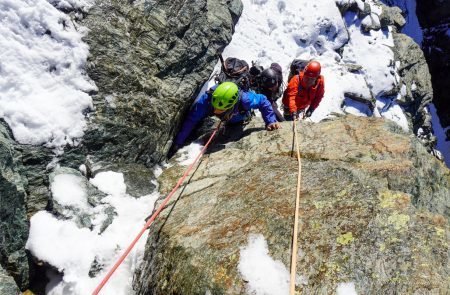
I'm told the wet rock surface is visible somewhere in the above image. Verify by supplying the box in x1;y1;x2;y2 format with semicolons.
135;116;450;294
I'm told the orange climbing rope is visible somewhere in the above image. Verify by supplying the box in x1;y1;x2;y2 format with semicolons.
92;124;221;295
289;118;302;295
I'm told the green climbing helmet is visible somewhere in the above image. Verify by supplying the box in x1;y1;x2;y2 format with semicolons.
211;82;239;111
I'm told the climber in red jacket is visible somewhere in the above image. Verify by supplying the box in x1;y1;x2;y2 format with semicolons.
282;60;325;120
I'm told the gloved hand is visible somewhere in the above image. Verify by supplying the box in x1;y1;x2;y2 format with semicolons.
291;112;298;121
266;122;282;131
167;144;180;159
305;108;314;118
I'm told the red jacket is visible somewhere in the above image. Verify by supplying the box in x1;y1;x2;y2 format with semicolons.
282;71;325;113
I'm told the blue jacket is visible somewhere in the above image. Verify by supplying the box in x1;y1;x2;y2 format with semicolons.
174;87;277;146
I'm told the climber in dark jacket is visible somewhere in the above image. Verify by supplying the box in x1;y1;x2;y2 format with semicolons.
250;63;285;122
170;82;281;156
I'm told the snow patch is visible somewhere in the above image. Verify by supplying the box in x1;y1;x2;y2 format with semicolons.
90;171;127;197
337;282;358;295
50;0;94;11
376;96;409;131
238;234;290;295
175;142;204;166
342;12;395;98
27;171;159;295
51;174;89;210
342;98;372;117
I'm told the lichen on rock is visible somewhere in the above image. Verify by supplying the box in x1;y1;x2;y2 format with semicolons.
134;116;450;294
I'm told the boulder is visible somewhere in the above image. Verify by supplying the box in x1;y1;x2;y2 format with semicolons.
134;116;450;293
379;5;406;31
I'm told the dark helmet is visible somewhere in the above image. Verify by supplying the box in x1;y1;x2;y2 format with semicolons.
270;63;282;76
304;61;321;78
260;68;278;88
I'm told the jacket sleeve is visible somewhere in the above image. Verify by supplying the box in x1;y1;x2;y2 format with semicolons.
241;91;277;125
310;76;325;110
283;75;299;113
174;93;210;146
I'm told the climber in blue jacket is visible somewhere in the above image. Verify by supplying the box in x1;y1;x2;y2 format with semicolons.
169;82;281;156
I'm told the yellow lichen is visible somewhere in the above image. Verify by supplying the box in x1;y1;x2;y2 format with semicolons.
387;213;410;231
379;243;386;252
388;237;401;243
379;191;403;208
313;201;327;209
311;220;321;230
337;232;354;245
325;262;341;277
336;189;347;198
435;227;445;238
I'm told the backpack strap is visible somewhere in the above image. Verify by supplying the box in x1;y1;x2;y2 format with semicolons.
218;54;225;69
297;74;302;93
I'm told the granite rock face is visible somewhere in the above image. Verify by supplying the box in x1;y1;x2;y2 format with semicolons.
0;123;29;291
63;0;243;167
134;116;450;294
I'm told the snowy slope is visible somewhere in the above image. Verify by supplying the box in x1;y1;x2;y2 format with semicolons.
0;0;95;149
216;0;409;130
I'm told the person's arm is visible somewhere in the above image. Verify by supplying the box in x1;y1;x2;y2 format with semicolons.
283;75;299;113
272;101;285;122
309;76;325;111
241;91;277;125
174;93;210;146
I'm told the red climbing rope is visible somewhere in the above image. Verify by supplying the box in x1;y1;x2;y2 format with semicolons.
92;124;221;295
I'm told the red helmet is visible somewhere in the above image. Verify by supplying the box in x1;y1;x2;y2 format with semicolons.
304;61;321;78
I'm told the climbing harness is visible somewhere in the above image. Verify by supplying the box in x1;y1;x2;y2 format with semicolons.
289;118;302;295
92;123;222;295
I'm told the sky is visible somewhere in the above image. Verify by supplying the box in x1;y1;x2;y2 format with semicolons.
0;0;446;294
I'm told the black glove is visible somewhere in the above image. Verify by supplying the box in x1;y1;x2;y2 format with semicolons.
291;112;298;120
305;108;314;118
167;144;180;159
